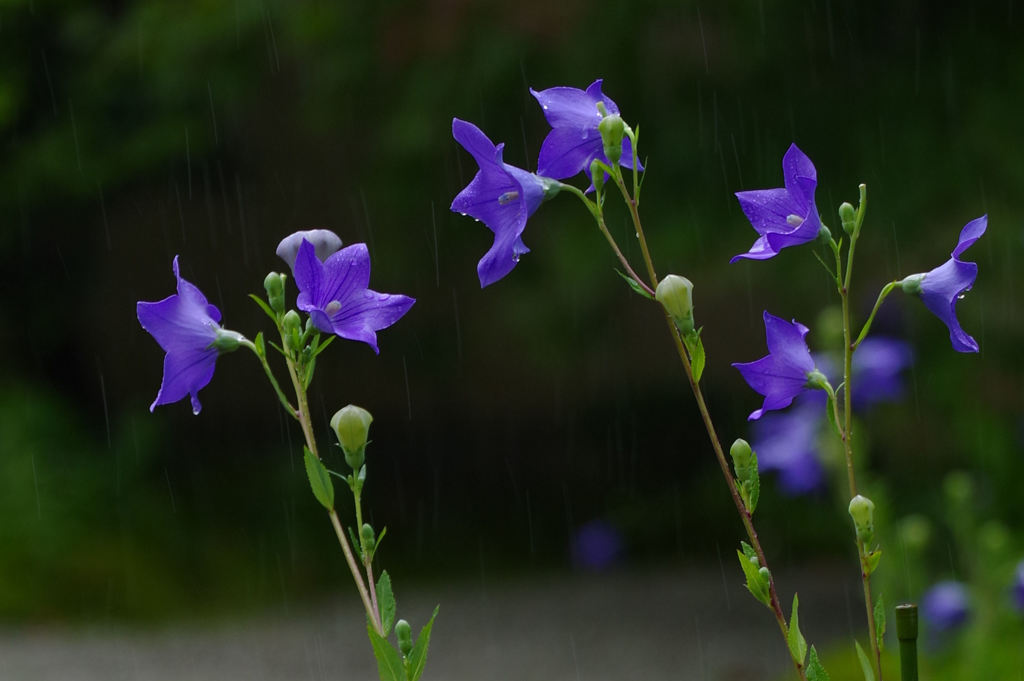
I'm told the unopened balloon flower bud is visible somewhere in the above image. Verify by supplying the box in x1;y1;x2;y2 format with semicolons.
263;272;286;315
839;202;857;235
331;404;373;470
589;159;605;192
282;310;302;352
598;113;625;165
395;619;413;656
211;328;245;353
848;494;876;544
360;523;376;553
655;275;695;333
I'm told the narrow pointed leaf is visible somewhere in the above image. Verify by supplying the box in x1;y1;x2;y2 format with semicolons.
736;549;770;607
874;594;886;652
787;593;808;665
378;571;397;637
866;548;882;576
248;293;279;324
825;391;842;437
740;541;758;562
303;446;334;510
806;646;831;681
406;605;440;681
614;268;654;300
366;624;405;681
854;640;876;681
683;329;706;382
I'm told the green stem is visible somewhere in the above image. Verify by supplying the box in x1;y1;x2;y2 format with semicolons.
601;172;807;681
282;347;382;635
852;281;899;350
242;340;298;417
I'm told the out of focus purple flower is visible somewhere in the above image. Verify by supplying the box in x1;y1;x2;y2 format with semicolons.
901;216;987;353
921;581;970;632
732;144;822;263
570;519;624;571
851;337;913;409
450;118;558;287
293;239;414;353
530;79;642;181
750;392;826;494
137;256;237;415
1013;560;1024;611
733;311;822;421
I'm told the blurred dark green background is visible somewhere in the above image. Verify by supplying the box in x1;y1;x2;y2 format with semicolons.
2;0;1021;624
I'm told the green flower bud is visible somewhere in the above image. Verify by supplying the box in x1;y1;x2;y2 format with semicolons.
589;159;605;193
848;494;876;544
360;523;376;553
655;275;695;333
839;202;857;235
758;566;771;583
598;113;625;165
395;619;413;657
729;438;753;472
331;404;373;470
211;328;245;353
805;369;830;391
282;310;302;352
263;272;286;315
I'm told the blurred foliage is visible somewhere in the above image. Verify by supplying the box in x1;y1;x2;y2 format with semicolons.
1;0;1022;628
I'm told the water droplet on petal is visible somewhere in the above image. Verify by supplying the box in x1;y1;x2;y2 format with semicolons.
786;214;805;227
498;191;520;205
957;293;966;300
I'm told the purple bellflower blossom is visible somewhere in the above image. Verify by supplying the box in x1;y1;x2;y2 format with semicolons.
732;144;822;263
292;239;414;354
900;215;987;353
276;229;343;270
1013;560;1024;611
733;311;825;421
530;79;642;181
450;118;560;287
750;336;911;494
921;580;970;633
137;256;241;415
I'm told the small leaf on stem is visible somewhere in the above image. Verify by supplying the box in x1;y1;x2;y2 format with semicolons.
683;329;705;383
874;593;886;651
854;640;876;681
366;624;405;681
378;570;396;637
787;593;808;666
614;268;654;300
303;446;335;510
806;646;831;681
406;605;440;681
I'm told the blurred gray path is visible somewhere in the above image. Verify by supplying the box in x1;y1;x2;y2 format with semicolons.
0;565;859;681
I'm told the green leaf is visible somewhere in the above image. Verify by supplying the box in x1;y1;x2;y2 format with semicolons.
303;355;317;389
366;624;406;681
825;390;842;437
254;331;266;357
866;548;882;576
683;329;706;383
348;526;362;560
614;268;654;300
406;605;440;681
740;449;760;515
787;593;808;666
378;571;396;637
248;293;280;324
736;549;770;608
806;646;831;681
740;541;758;562
303;446;334;510
874;594;886;652
854;640;876;681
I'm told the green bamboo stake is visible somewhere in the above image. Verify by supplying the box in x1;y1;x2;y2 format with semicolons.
896;603;919;681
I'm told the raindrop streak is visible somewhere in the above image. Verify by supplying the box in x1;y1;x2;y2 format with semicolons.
696;5;709;74
715;541;731;610
40;49;58;116
452;287;462;363
234;175;249;265
174;181;186;244
164;468;177;513
263;5;281;73
569;634;581;681
97;359;111;450
359;189;376;258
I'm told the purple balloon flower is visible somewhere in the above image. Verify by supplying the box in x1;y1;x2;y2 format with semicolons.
137;256;233;415
733;311;822;421
450;118;559;287
530;79;642;180
1013;560;1024;611
851;337;913;409
901;215;987;353
732;144;822;263
293;239;415;354
921;580;970;632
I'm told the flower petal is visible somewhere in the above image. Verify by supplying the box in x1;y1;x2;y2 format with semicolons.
328;290;415;353
276;229;342;270
920;257;980;353
531;80;611;130
735;188;799;236
781;143;817;206
951;214;987;259
319;243;372;305
293;239;324;305
150;341;218;415
536;126;603;179
763;312;815;375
